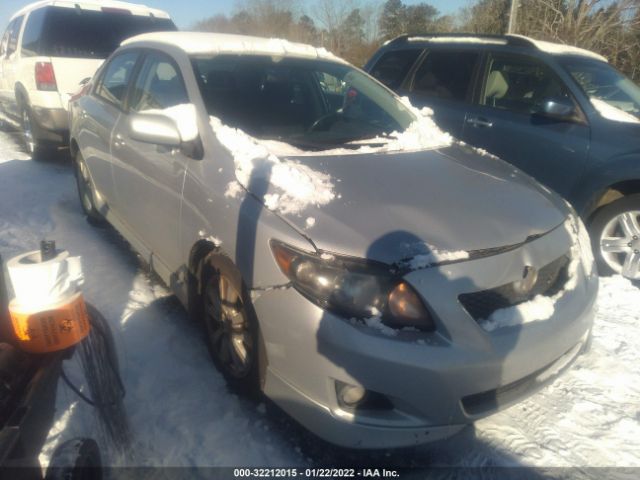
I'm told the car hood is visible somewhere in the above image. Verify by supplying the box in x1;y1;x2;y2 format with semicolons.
251;144;569;265
595;117;640;143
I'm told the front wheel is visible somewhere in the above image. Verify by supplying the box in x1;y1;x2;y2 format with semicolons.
202;256;264;395
590;194;640;280
74;151;104;225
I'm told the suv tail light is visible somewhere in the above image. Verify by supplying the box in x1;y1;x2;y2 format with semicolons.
35;62;57;91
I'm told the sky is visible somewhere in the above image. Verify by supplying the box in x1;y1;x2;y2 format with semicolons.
0;0;469;32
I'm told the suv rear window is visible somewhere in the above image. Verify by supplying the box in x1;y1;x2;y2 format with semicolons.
21;6;176;59
369;49;421;90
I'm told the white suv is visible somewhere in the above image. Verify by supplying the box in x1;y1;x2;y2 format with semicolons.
0;0;176;156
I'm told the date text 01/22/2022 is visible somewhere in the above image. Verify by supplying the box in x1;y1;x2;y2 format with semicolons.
233;469;400;478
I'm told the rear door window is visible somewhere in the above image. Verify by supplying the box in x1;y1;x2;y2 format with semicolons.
5;16;24;58
411;50;479;102
95;52;139;108
369;49;421;90
129;53;189;112
34;6;176;59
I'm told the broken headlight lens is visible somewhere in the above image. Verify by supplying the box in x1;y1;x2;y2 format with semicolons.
270;240;434;331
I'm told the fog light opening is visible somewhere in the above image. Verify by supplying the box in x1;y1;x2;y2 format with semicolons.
336;381;367;407
335;381;394;411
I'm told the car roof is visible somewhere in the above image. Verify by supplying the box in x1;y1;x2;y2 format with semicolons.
11;0;171;21
121;31;347;63
383;33;607;63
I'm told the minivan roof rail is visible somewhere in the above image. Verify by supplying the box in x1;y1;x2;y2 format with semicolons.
383;33;607;62
384;33;531;48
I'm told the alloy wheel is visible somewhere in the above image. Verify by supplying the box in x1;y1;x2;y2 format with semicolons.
599;210;640;279
204;274;254;378
76;157;94;213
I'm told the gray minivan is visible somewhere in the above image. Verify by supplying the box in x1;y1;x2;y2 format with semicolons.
365;34;640;281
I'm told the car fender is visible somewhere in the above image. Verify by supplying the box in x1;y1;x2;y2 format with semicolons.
570;152;640;217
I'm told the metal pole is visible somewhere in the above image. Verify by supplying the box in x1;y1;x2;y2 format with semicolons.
508;0;519;34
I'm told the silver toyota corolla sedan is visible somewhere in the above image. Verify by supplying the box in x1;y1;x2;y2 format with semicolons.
69;32;598;448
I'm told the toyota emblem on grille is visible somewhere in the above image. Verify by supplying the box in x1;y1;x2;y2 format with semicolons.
513;265;539;295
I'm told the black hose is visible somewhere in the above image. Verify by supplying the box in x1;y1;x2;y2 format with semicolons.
60;368;96;406
60;302;131;457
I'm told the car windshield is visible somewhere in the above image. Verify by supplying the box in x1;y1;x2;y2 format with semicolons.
192;55;416;150
37;6;176;59
561;58;640;119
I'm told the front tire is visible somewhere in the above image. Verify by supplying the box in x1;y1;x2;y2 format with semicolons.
590;194;640;280
202;256;264;395
74;151;104;225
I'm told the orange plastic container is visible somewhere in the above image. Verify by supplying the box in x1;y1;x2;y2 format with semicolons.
9;292;91;353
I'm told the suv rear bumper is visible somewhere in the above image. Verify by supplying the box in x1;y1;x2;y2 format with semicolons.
30;106;68;144
32;106;68;131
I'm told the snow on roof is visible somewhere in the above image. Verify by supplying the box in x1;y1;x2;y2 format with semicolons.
408;36;508;45
12;0;171;20
122;32;345;62
507;34;607;62
404;34;607;62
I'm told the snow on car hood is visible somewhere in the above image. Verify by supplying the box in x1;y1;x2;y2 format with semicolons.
266;146;567;264
211;98;453;217
208;103;567;265
479;214;595;332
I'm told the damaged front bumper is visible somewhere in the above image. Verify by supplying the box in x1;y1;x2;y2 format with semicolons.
253;224;598;449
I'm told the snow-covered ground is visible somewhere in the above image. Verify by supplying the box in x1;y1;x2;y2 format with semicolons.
0;122;639;473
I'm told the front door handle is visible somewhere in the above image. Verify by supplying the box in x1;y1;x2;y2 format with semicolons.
466;116;494;128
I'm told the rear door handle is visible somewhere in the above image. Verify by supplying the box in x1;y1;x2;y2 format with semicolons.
466;116;493;128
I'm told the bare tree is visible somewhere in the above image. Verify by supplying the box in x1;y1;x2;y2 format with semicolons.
461;0;640;80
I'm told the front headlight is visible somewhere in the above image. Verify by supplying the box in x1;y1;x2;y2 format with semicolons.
271;240;435;331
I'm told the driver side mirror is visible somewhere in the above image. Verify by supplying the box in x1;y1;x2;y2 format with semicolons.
127;110;203;159
129;113;182;147
538;97;578;122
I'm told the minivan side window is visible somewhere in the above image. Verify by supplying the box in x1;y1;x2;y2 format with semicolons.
6;15;24;58
411;50;479;102
129;53;189;112
21;8;47;57
482;54;574;115
95;52;139;109
370;49;421;90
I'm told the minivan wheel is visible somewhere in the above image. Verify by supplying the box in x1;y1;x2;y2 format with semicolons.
74;151;104;225
202;257;263;395
590;194;640;280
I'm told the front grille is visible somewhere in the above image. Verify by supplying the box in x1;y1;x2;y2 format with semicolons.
458;254;570;321
465;232;548;261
